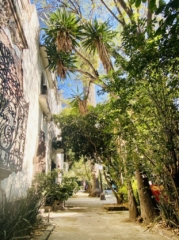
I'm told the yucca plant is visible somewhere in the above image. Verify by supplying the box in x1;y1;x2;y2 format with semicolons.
43;9;82;52
0;181;45;240
82;19;116;73
45;44;77;79
69;87;89;115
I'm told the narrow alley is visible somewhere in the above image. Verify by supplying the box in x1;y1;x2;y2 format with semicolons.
46;191;171;240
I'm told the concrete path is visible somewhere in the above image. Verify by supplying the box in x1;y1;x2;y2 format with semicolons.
47;191;169;240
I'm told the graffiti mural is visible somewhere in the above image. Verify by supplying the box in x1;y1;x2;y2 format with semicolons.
0;41;29;172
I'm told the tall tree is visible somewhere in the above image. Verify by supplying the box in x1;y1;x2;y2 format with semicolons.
53;103;125;201
35;0;179;224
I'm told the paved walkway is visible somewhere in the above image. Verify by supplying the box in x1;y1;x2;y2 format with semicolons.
47;191;170;240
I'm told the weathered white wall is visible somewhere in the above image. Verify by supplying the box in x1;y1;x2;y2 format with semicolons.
56;153;64;184
0;0;62;199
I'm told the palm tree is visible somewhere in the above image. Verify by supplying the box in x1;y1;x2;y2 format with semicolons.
43;10;116;107
82;19;116;73
45;44;77;79
43;9;82;52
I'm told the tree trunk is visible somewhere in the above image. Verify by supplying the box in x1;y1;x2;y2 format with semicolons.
83;82;96;107
136;169;158;223
165;170;179;222
103;171;122;204
89;172;101;197
127;180;139;221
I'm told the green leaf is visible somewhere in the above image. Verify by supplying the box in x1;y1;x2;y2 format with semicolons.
155;0;166;15
135;0;141;8
129;0;135;5
155;27;163;36
149;0;156;10
165;13;178;26
159;0;166;7
168;0;179;9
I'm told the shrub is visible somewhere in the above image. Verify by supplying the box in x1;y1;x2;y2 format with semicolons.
0;183;44;240
0;170;79;239
45;172;80;205
118;184;128;202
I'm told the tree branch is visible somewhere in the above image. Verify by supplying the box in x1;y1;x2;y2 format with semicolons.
113;0;126;26
66;67;109;93
116;0;134;23
67;68;97;81
85;81;93;100
57;0;82;17
147;0;152;29
100;0;125;26
142;153;156;167
89;0;96;22
108;157;119;171
103;171;119;199
57;1;76;14
72;0;82;17
74;48;99;78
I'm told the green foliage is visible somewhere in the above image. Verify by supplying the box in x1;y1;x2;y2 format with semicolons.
118;184;128;202
54;103;126;203
40;170;79;204
82;19;116;55
0;171;79;239
158;202;179;227
45;43;77;78
45;177;79;204
105;1;179;224
0;180;45;240
42;8;83;78
42;6;117;77
37;0;179;225
132;179;140;206
132;0;156;9
65;157;92;183
135;0;141;8
53;103;117;161
43;9;82;51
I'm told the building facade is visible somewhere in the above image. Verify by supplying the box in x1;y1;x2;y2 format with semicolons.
0;0;64;200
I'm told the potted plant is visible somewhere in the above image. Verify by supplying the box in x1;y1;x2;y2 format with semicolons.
44;171;79;211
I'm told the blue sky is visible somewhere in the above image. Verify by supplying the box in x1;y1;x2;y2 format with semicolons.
31;0;110;104
57;75;108;105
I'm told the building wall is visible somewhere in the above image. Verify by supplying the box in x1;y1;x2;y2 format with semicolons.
0;0;62;199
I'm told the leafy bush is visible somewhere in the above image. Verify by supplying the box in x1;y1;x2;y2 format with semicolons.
158;201;179;227
0;170;79;239
118;184;128;202
37;170;80;205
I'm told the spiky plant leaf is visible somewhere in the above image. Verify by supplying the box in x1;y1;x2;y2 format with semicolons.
45;44;77;79
82;19;116;73
42;9;83;52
